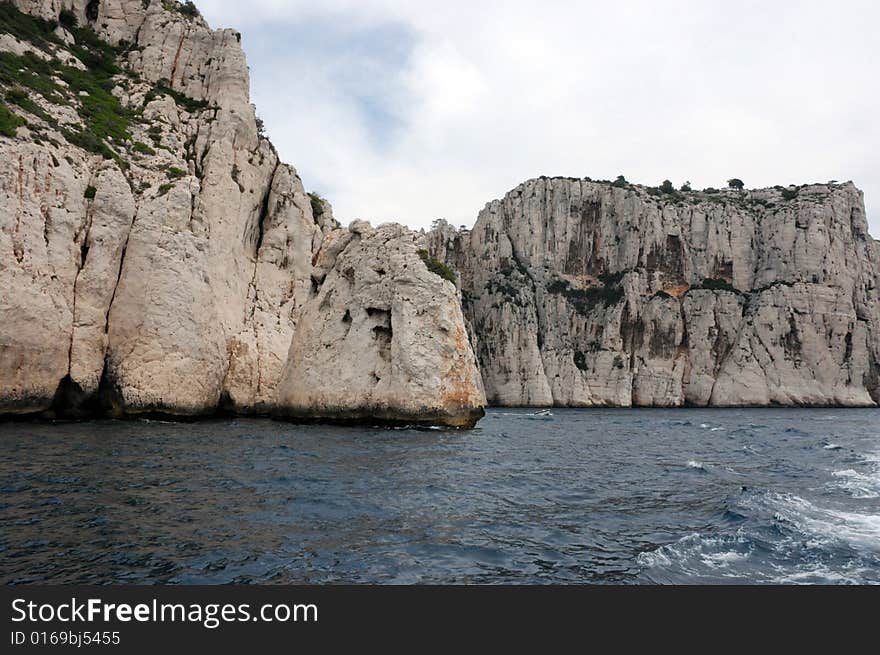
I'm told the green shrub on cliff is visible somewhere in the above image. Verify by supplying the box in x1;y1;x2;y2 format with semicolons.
0;2;61;50
694;278;739;293
545;277;625;315
163;1;201;19
0;101;25;137
132;141;156;155
0;5;134;159
59;9;78;29
144;79;210;113
5;86;51;122
0;51;64;103
418;249;457;284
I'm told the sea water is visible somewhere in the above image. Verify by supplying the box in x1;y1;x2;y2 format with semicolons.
1;408;878;584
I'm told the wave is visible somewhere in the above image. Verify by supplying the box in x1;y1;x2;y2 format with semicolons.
832;469;880;499
831;452;880;499
636;533;756;582
637;489;880;584
765;492;880;551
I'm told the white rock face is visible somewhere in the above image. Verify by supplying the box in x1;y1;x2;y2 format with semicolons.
276;223;486;427
68;165;136;397
430;179;880;407
6;2;877;417
0;141;91;412
1;1;486;426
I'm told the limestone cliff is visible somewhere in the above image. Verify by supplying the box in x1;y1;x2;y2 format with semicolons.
4;2;877;420
277;221;485;428
430;178;880;407
0;1;486;426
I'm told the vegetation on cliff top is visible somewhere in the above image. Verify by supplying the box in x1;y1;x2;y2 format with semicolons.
163;1;201;19
308;192;327;218
529;173;842;208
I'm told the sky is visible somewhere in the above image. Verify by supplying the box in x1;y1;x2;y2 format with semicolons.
196;0;880;235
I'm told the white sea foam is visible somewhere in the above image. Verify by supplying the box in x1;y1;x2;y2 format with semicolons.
636;533;753;578
638;489;880;584
763;492;880;551
823;443;843;450
769;562;869;585
832;469;880;499
686;460;706;470
830;452;880;499
701;550;748;566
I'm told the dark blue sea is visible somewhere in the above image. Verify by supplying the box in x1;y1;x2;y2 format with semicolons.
1;409;878;584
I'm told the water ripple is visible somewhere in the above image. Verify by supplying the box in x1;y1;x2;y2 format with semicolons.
1;408;878;584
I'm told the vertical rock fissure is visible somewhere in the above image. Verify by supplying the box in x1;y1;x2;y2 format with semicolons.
48;171;98;418
169;31;188;88
235;159;281;408
104;207;138;337
86;209;137;417
677;296;692;404
12;155;24;263
252;158;278;257
66;173;98;378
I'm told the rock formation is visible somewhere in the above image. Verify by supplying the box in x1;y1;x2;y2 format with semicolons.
0;1;486;426
3;2;878;420
429;178;880;407
276;222;485;428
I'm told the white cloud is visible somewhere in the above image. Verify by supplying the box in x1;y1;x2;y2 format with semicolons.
197;0;880;235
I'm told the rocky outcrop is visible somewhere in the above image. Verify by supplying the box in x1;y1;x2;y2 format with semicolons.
0;1;486;426
276;222;485;427
430;178;880;407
